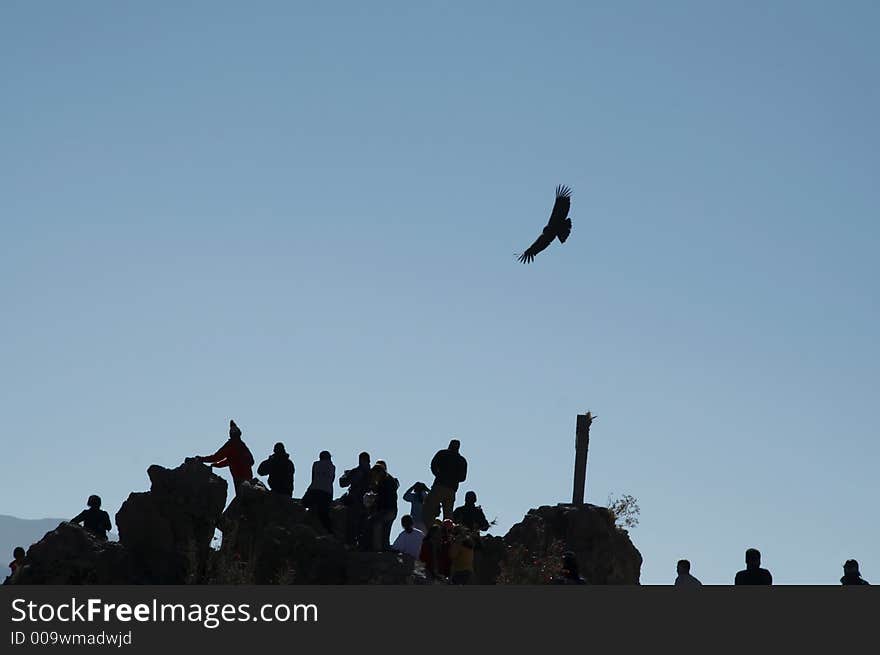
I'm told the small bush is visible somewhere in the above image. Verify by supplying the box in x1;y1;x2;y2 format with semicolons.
607;493;640;530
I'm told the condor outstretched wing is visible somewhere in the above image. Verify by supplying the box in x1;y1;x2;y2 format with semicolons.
517;185;573;263
517;227;555;264
549;184;572;226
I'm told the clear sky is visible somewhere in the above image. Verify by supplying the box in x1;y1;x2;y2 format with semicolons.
2;1;878;585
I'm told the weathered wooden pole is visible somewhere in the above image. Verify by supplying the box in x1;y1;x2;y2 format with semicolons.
571;411;594;505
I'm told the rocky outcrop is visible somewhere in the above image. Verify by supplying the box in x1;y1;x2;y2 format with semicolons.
115;458;227;583
345;551;416;584
501;504;642;584
473;535;506;585
6;460;640;586
217;481;345;583
217;481;414;584
16;523;136;584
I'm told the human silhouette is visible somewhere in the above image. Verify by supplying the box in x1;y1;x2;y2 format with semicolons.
367;464;399;551
419;523;443;580
257;442;295;497
8;547;26;583
391;514;424;559
517;185;573;263
422;439;468;526
402;481;430;532
437;519;454;578
339;451;372;547
449;526;475;585
841;559;870;585
196;420;255;494
734;548;773;585
674;559;702;586
452;491;490;533
418;519;455;580
302;450;335;533
553;551;586;584
71;495;112;540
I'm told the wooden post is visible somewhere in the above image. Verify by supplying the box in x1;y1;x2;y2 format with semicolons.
571;412;594;505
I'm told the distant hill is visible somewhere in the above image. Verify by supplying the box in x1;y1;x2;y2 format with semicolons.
0;514;65;564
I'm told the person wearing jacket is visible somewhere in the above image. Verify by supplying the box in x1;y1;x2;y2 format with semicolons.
196;420;255;494
402;481;430;532
452;491;490;533
71;495;112;540
449;526;475;585
419;521;451;580
367;464;399;551
303;451;336;533
257;442;295;497
339;451;371;547
422;439;467;527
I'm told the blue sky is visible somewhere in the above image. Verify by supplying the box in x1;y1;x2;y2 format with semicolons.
2;1;877;585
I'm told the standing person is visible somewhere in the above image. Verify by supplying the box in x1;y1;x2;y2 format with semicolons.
196;420;255;495
391;515;424;559
369;464;399;551
734;548;773;585
422;439;467;526
452;491;490;533
449;527;475;585
257;442;295;497
303;451;335;533
402;482;430;532
339;452;372;547
437;519;454;579
841;559;870;585
674;559;702;586
420;523;442;580
71;495;112;540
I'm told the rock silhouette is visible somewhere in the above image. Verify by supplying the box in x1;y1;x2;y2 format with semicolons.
6;460;642;585
12;523;135;585
115;458;227;583
500;504;642;584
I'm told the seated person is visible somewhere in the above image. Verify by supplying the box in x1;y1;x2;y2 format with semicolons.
71;495;112;540
391;514;424;559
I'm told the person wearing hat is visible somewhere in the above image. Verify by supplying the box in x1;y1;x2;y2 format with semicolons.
71;494;112;540
196;420;255;495
841;559;870;585
257;442;295;497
